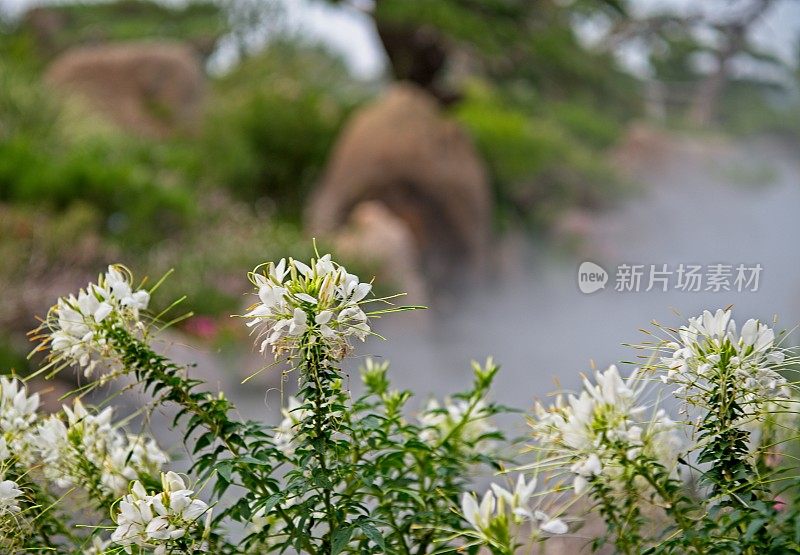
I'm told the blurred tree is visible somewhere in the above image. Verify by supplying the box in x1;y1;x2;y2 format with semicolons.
321;0;636;111
223;0;286;60
686;0;781;125
586;0;791;127
307;0;640;229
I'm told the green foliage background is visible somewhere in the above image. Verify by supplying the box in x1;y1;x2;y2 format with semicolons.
0;0;798;351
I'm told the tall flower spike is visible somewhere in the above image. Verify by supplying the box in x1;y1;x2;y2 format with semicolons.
36;265;151;380
243;254;373;361
661;309;789;413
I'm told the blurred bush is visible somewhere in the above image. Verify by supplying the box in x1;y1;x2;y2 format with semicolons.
197;41;370;217
454;82;627;229
0;63;196;246
0;38;357;326
0;0;224;68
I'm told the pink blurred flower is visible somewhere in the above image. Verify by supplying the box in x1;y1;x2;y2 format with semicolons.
184;316;218;340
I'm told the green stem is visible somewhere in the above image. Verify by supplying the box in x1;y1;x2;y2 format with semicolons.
591;477;636;555
106;327;318;553
301;337;342;554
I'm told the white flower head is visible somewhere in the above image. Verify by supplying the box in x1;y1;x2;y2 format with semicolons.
531;365;681;497
462;490;497;535
0;474;31;552
35;399;167;498
103;434;170;495
0;477;26;550
463;477;568;549
0;479;22;516
0;377;39;461
491;474;541;525
38;265;151;381
661;309;789;413
111;472;210;554
244;255;373;361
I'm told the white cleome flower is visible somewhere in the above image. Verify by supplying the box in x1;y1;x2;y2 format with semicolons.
0;479;22;515
0;377;39;462
462;479;568;548
661;309;789;413
530;365;681;496
418;398;497;449
0;476;32;553
38;265;151;380
493;475;569;535
0;478;25;549
35;399;167;498
0;477;28;550
491;474;537;515
103;434;170;495
462;490;497;536
111;472;211;555
244;255;373;361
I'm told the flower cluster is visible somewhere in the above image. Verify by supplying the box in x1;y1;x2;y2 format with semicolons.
419;397;497;448
461;475;567;552
111;472;211;555
530;365;680;495
244;255;372;360
0;377;39;462
39;265;150;379
36;399;167;498
661;309;789;412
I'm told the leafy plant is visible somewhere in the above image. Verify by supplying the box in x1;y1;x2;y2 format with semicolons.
3;253;800;554
2;253;511;553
